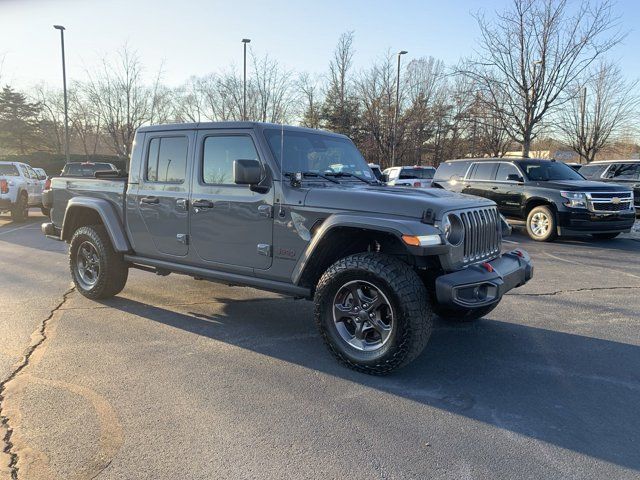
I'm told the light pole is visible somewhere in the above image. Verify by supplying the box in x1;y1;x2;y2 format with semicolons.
242;38;251;121
391;50;407;167
53;25;70;163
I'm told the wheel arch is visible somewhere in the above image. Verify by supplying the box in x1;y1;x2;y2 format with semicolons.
525;197;557;217
61;198;131;252
292;214;439;290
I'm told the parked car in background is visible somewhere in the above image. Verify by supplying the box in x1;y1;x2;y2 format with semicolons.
33;167;48;179
382;166;436;188
61;162;118;177
368;163;383;181
565;162;583;171
433;158;635;241
42;122;533;374
579;160;640;215
0;161;45;221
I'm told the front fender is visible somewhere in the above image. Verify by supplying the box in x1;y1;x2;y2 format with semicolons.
62;197;131;252
291;212;445;285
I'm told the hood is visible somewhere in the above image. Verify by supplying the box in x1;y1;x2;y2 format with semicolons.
303;184;495;219
535;180;632;192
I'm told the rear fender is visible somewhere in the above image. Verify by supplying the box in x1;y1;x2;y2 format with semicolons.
61;197;131;252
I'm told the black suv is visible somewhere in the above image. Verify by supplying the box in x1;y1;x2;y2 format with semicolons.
579;160;640;215
433;158;635;241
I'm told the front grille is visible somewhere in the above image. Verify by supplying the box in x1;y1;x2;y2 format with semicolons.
586;192;634;213
458;207;501;264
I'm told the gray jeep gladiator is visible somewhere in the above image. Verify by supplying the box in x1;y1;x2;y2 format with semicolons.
42;122;533;374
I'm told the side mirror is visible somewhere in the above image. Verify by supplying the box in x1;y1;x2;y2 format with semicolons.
233;159;263;186
507;173;524;183
381;173;389;183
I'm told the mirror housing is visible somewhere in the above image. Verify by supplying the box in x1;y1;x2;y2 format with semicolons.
507;173;524;183
233;159;262;185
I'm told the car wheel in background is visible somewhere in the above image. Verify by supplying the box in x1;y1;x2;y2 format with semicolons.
11;193;28;222
526;205;557;242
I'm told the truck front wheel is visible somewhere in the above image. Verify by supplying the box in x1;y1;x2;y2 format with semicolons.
314;253;433;375
11;193;28;222
434;303;498;323
69;225;128;299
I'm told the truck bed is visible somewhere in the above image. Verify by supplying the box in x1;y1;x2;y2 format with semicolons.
49;176;128;228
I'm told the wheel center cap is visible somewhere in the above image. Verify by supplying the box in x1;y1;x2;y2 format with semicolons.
357;311;369;323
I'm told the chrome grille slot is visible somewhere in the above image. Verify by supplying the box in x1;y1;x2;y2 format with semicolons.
585;191;633;213
456;206;501;264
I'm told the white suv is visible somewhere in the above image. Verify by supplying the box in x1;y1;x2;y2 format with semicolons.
382;166;436;188
0;161;45;222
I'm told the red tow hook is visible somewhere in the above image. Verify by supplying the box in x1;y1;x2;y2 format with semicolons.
514;250;524;258
481;262;494;273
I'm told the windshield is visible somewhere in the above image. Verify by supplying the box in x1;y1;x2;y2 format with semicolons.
264;129;375;181
0;164;20;176
399;168;434;180
517;161;584;181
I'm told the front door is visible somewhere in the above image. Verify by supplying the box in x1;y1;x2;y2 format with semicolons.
134;132;193;257
190;130;273;271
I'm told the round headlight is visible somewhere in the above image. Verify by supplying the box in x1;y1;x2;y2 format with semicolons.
443;213;464;246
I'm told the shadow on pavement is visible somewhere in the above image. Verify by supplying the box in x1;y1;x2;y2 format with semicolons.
100;294;640;471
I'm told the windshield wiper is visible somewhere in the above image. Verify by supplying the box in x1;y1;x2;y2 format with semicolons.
325;171;377;185
284;171;340;184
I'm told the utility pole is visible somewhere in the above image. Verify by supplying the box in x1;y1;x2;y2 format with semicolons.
391;50;407;167
242;38;251;121
54;25;70;163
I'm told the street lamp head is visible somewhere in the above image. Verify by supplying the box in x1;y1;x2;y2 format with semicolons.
53;25;65;31
399;50;408;55
242;38;251;43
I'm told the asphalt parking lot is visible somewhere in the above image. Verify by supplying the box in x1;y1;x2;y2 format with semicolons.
1;211;639;480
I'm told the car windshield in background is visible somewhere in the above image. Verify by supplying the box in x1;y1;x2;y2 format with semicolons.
264;129;374;181
399;168;434;180
0;164;20;176
64;163;116;176
517;161;584;181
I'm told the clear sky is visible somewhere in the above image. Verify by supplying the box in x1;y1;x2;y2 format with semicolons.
1;0;639;89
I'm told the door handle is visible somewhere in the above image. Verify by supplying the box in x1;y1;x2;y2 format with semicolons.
176;198;188;210
140;196;160;205
192;199;214;210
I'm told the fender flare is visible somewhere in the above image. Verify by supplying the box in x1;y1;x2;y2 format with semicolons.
291;212;442;285
62;197;131;252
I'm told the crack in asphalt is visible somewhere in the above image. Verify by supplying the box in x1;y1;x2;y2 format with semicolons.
508;286;640;297
0;287;74;480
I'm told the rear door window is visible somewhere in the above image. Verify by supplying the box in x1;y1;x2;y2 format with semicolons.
579;164;607;179
469;162;498;181
146;136;189;183
495;163;521;182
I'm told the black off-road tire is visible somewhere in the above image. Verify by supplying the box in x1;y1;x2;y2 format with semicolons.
526;205;557;242
11;193;28;222
314;253;433;375
591;232;620;240
434;302;499;323
69;225;129;299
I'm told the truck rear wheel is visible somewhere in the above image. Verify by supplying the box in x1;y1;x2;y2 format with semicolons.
314;253;433;375
11;193;28;222
434;303;498;323
69;225;128;299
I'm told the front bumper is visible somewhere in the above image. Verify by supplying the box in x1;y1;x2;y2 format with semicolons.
435;249;533;309
557;210;635;235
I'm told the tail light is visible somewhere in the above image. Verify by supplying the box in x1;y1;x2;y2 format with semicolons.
413;181;421;187
44;178;51;190
0;179;8;194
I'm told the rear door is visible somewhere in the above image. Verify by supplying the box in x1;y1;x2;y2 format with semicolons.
493;162;525;217
189;130;274;271
133;132;193;258
463;162;499;201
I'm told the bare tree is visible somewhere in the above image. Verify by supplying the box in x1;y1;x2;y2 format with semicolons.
462;0;624;157
85;46;153;158
321;32;359;136
252;53;294;123
68;82;102;158
298;72;323;128
559;61;640;163
31;84;65;154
